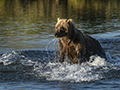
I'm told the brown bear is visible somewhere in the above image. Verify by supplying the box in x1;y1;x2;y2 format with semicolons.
54;18;106;64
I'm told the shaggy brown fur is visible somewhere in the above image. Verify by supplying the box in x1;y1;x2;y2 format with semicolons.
54;18;106;64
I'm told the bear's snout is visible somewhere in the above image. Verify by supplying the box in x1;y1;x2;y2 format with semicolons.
54;30;67;38
54;32;59;37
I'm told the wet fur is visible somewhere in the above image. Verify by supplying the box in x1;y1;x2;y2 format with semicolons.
54;18;106;64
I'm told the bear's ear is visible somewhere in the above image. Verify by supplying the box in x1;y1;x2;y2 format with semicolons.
57;18;60;21
67;19;72;25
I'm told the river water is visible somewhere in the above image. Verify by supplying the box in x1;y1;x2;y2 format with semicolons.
0;0;120;90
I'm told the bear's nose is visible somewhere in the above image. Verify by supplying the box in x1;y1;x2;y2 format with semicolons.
54;32;58;37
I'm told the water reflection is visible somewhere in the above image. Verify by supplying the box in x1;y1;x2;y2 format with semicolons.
0;0;120;53
0;0;120;21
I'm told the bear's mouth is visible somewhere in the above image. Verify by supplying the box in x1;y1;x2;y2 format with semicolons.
54;32;67;38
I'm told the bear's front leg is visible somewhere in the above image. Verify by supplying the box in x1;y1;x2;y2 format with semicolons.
57;49;65;62
76;45;85;64
77;52;84;64
57;40;66;62
69;49;83;64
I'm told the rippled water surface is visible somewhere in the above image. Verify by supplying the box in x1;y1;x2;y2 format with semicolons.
0;0;120;90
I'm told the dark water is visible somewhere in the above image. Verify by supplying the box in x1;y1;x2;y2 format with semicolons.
0;0;120;90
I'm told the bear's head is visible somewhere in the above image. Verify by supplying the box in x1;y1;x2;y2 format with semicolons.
54;18;73;38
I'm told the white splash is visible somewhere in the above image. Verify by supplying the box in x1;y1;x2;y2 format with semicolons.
0;50;120;83
33;53;120;83
87;55;108;66
46;38;59;62
0;51;37;66
46;38;58;52
0;51;20;65
38;62;103;82
33;56;108;82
